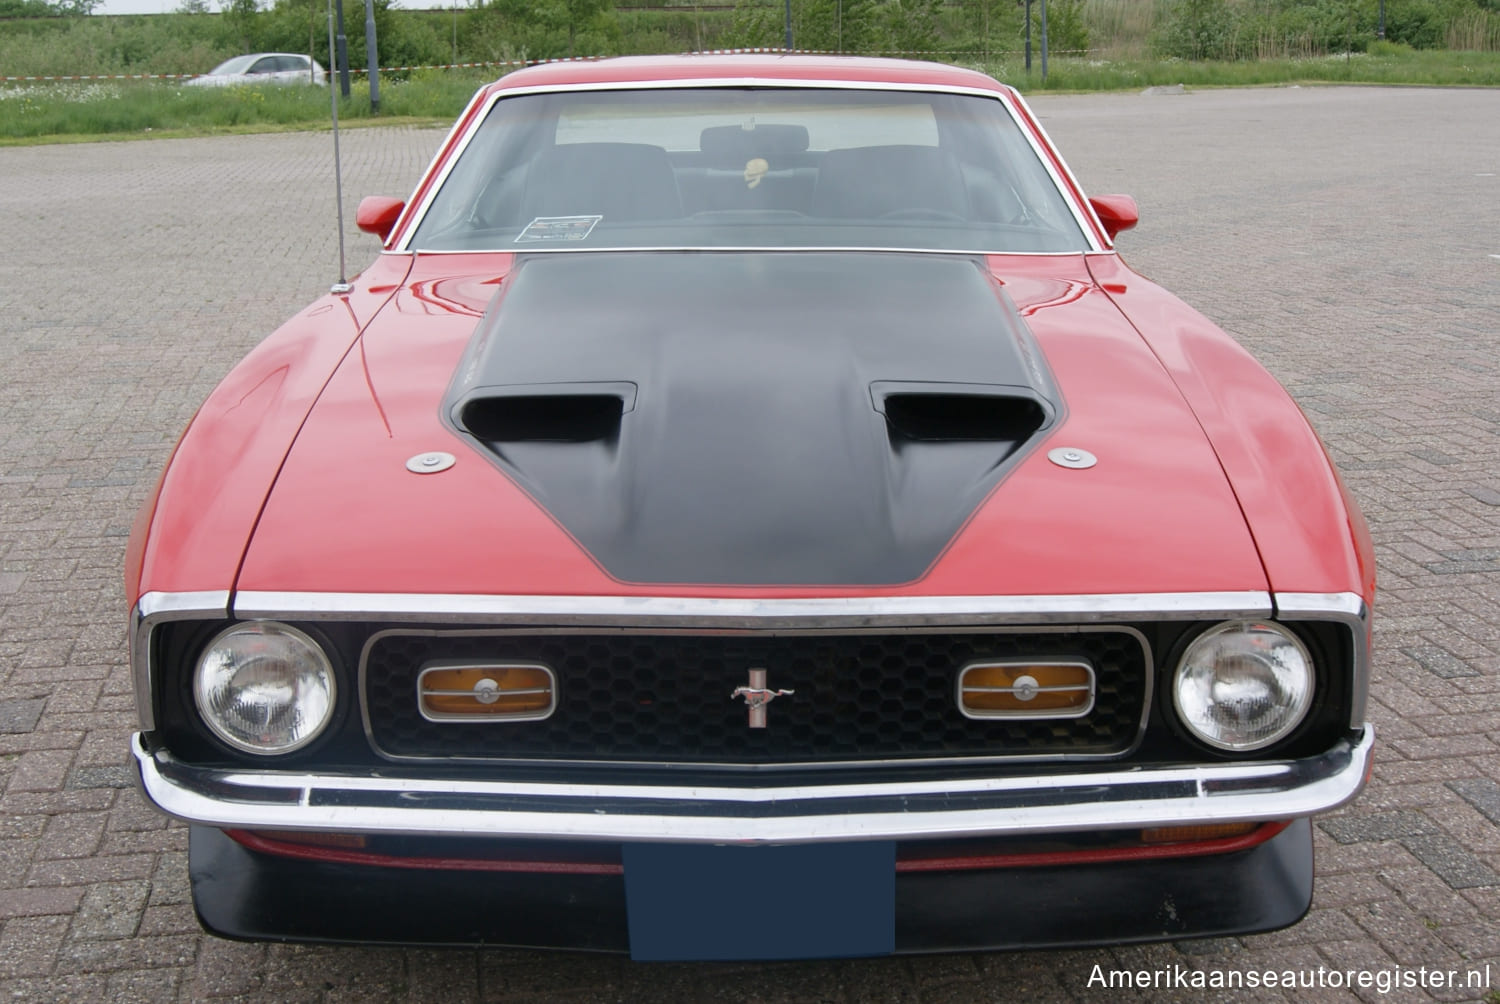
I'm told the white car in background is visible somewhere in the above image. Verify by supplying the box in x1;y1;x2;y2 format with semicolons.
185;53;326;87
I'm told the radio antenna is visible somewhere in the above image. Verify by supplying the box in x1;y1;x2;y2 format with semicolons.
328;0;352;295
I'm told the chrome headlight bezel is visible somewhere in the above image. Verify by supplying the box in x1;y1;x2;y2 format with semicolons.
1170;620;1316;754
192;621;339;757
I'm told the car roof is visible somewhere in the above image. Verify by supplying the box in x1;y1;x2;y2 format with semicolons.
487;54;1015;98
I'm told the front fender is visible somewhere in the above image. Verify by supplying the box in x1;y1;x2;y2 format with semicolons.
126;255;412;604
1087;253;1374;604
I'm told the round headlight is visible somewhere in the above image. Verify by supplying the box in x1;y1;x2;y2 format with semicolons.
194;622;337;755
1171;621;1314;753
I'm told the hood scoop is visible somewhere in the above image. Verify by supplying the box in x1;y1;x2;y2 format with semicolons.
459;384;635;443
877;384;1047;443
446;252;1061;586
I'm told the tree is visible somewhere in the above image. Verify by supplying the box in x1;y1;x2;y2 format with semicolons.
958;0;1023;57
562;0;613;55
873;0;941;54
1024;0;1088;56
1154;0;1238;59
725;0;879;51
467;0;618;60
222;0;262;53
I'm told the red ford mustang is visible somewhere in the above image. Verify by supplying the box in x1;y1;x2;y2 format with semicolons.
128;54;1374;958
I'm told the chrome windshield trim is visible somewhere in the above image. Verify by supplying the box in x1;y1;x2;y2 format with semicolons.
382;248;1104;262
1274;591;1371;728
130;590;230;732
392;77;1102;256
234;589;1272;627
408;246;1095;258
134;728;1373;844
1022;102;1106;247
380;84;488;250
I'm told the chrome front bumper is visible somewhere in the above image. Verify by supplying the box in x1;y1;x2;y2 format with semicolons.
134;728;1372;845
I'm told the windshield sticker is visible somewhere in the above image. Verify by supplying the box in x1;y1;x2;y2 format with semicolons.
516;215;603;243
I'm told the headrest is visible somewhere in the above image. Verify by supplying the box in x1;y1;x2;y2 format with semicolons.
699;124;811;163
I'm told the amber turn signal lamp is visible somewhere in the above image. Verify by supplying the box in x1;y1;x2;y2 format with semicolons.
1140;822;1260;844
957;660;1094;719
418;663;557;722
246;829;369;850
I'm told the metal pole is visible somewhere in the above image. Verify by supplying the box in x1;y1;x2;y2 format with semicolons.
784;0;792;49
334;0;350;98
327;0;350;293
1040;0;1048;82
364;0;379;113
1024;0;1032;72
1378;0;1385;39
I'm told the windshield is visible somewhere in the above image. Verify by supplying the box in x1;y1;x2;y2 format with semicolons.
208;56;258;75
408;87;1090;254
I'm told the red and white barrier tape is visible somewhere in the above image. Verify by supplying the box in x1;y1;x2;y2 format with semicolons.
4;72;200;81
692;46;1091;56
2;48;1090;84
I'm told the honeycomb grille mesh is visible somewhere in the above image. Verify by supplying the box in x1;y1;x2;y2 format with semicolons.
362;630;1147;763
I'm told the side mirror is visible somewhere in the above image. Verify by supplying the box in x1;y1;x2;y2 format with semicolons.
356;196;406;241
1088;195;1139;242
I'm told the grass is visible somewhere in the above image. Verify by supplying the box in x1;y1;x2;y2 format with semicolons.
0;69;496;144
984;47;1500;91
2;49;1498;144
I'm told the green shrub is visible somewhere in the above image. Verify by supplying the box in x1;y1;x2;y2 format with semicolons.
463;0;621;62
1151;0;1400;60
1384;0;1447;47
1026;0;1089;54
1154;0;1237;59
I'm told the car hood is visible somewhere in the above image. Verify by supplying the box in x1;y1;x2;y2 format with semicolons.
236;251;1267;597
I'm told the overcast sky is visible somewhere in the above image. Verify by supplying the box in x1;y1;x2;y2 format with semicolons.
97;0;179;12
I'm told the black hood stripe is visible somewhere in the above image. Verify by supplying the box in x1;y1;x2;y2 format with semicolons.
445;252;1060;586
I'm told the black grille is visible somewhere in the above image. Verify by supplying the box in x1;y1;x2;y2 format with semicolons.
362;630;1147;764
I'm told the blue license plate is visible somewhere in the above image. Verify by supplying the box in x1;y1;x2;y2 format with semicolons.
623;841;896;961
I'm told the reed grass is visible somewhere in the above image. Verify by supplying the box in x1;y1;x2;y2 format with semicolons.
1080;0;1163;58
986;47;1500;91
1447;9;1500;51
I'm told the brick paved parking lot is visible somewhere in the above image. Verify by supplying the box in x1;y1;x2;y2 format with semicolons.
1;84;1498;1001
